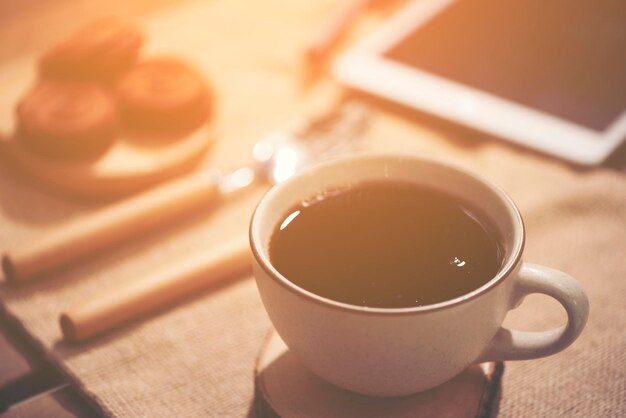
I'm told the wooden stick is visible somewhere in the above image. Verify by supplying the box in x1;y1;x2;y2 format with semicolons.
2;169;220;283
60;237;251;342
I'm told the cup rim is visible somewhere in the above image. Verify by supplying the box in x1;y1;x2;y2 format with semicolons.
249;153;525;315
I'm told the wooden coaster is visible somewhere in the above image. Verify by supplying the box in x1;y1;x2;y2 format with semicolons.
255;331;503;418
0;55;214;201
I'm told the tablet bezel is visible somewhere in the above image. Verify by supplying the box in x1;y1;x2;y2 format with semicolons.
333;0;626;165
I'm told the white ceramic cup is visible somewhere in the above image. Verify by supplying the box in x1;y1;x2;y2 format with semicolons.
250;154;589;396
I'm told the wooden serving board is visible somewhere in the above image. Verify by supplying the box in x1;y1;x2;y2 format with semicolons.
0;53;215;201
255;331;503;418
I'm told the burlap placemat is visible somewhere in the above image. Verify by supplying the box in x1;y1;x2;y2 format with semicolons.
1;0;625;416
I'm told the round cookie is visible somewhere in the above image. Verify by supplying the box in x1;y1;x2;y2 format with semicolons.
39;17;143;83
115;58;211;135
16;82;118;160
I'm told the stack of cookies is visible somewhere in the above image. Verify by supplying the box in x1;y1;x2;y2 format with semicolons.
16;17;213;161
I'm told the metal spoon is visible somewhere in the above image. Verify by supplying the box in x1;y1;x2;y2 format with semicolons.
3;104;370;284
217;103;369;194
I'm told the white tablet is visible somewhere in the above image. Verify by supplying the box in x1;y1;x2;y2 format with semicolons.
333;0;626;165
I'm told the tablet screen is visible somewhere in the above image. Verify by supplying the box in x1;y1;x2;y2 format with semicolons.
385;0;626;132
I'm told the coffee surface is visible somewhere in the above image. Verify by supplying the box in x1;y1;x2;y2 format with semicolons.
269;181;503;308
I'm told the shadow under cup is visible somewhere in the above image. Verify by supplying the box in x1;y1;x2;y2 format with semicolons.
250;154;524;396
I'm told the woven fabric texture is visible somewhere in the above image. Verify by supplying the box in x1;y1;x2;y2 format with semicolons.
1;0;625;416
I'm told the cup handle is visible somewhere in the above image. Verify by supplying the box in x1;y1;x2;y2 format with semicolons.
477;263;589;362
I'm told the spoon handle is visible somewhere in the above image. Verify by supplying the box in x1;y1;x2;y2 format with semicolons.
60;236;250;342
2;169;220;283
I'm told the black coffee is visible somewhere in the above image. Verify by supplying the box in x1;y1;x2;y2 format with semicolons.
269;181;503;308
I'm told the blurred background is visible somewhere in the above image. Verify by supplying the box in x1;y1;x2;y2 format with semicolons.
0;0;179;61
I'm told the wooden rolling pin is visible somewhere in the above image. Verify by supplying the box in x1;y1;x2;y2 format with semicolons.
2;169;219;284
60;236;251;342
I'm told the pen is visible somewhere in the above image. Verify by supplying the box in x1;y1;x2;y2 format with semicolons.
303;0;372;76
